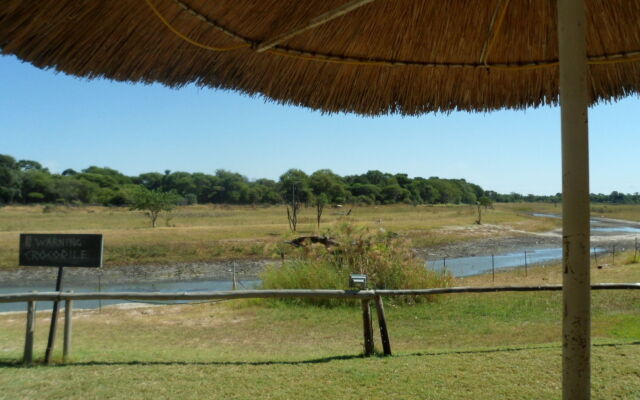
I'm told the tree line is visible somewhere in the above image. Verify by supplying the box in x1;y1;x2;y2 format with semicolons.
1;154;639;207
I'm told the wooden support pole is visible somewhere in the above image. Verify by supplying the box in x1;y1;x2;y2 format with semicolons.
558;0;591;398
361;298;374;356
63;294;73;363
45;266;65;364
23;300;36;364
374;295;391;356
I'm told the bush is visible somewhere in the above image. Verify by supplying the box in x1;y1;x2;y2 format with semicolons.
27;192;45;201
261;223;451;306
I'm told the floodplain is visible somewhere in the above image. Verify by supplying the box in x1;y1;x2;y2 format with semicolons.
0;202;567;268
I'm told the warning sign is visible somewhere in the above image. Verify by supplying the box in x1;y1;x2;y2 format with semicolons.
19;234;103;267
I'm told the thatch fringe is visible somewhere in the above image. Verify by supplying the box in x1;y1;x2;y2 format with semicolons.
1;0;640;115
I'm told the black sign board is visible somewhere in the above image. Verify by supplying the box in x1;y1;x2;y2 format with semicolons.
19;234;103;267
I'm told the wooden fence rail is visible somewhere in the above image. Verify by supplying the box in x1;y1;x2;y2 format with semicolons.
1;283;639;304
0;289;374;303
3;283;639;364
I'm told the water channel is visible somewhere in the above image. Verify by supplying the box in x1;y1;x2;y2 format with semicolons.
426;213;640;277
0;279;260;313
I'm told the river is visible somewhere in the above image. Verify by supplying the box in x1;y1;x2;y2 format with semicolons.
0;279;261;313
426;213;640;277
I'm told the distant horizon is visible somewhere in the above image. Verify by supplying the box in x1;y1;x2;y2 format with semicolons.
3;55;640;196
5;151;640;197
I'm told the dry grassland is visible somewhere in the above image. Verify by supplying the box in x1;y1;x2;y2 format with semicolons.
0;203;564;268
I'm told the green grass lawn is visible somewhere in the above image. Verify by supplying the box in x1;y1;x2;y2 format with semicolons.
1;263;638;399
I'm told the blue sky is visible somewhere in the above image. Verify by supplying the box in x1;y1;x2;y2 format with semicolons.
2;54;639;195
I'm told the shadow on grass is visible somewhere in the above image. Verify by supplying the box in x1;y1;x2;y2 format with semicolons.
405;341;640;358
1;341;638;369
0;354;364;368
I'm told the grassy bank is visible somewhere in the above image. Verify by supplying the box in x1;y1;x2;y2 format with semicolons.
0;202;567;268
1;262;638;399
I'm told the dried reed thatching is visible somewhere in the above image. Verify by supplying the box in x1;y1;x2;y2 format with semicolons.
1;0;640;115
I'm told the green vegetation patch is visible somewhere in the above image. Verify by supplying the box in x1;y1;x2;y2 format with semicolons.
261;223;451;305
607;315;640;340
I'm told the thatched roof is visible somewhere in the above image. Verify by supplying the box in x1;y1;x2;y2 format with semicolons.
1;0;640;115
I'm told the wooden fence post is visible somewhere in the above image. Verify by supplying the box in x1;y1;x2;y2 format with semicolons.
63;293;73;363
45;266;65;364
374;295;392;356
98;269;102;312
23;301;36;364
492;254;495;283
612;245;616;265
232;263;237;290
361;299;374;356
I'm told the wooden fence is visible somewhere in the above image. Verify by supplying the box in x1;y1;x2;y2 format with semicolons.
2;283;639;364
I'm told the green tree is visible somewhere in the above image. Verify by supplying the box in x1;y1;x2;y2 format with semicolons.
314;193;329;229
478;195;493;209
381;183;410;204
279;169;312;232
309;169;346;228
129;187;182;228
253;179;280;204
17;160;46;172
348;183;381;204
411;178;440;204
214;169;250;203
21;169;55;203
428;178;462;204
0;155;22;203
136;172;164;190
53;176;85;204
309;169;347;204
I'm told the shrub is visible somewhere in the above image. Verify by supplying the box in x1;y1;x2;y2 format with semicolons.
27;192;45;201
261;223;451;306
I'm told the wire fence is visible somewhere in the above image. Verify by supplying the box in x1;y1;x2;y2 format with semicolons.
429;239;639;282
